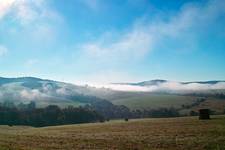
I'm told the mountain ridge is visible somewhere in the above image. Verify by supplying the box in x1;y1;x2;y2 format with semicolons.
0;76;225;114
1;77;225;87
113;79;225;86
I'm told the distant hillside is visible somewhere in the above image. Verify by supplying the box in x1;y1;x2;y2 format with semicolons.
0;77;80;107
1;77;225;115
110;79;225;93
0;77;135;119
113;79;225;87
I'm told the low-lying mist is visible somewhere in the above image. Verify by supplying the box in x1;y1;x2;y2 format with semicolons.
103;81;225;93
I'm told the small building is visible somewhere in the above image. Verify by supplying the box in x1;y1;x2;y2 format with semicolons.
199;109;210;120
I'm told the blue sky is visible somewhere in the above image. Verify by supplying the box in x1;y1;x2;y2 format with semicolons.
0;0;225;84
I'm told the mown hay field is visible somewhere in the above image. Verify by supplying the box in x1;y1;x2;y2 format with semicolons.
0;115;225;150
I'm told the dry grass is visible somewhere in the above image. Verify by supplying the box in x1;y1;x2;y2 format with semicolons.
0;116;225;150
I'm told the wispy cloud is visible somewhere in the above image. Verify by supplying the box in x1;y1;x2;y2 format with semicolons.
20;89;44;100
0;0;64;51
0;0;36;23
103;81;225;92
79;0;225;63
0;0;62;25
0;0;15;19
81;26;154;62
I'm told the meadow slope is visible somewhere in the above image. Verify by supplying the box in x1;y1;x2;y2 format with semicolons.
108;92;225;114
0;116;225;150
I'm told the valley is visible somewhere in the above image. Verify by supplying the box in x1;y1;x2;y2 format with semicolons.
1;77;225;117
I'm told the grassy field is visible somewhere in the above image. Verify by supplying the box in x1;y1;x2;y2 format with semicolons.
109;92;225;114
0;115;225;150
111;93;197;109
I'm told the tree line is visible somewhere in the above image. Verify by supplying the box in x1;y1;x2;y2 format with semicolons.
0;101;104;127
0;100;182;127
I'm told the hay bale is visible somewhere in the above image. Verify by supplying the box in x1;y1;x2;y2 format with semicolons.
199;109;210;120
99;118;105;123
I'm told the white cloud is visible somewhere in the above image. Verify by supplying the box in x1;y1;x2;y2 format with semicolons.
0;0;62;25
0;45;8;56
156;82;225;92
56;86;67;95
20;89;43;100
80;0;225;62
103;84;151;92
0;0;64;50
82;26;154;62
0;0;15;19
103;81;225;92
